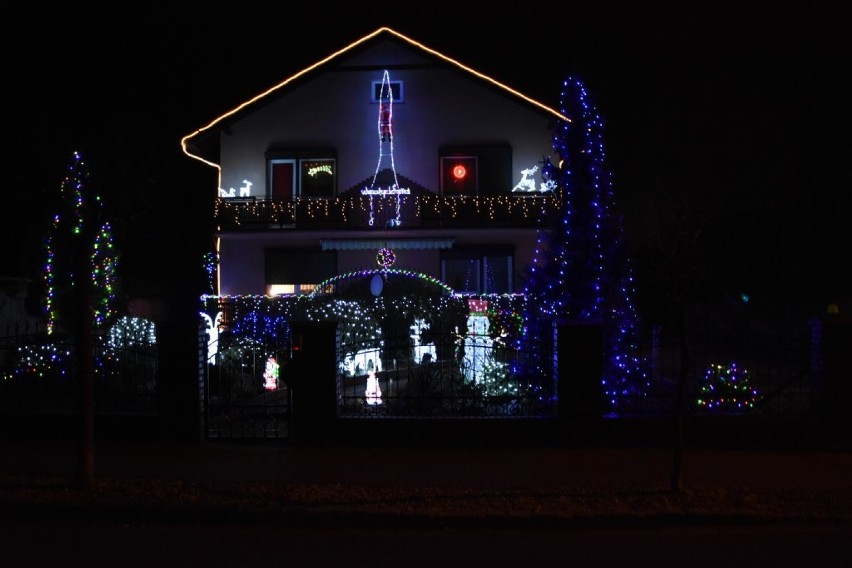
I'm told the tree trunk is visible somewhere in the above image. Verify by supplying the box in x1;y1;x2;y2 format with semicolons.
670;305;689;492
74;256;95;489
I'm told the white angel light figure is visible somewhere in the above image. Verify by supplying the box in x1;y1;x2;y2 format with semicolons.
365;369;382;405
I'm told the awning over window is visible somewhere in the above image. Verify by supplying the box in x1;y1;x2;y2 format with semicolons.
320;238;455;251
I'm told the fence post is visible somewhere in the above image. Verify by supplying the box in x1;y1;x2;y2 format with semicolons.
819;312;852;441
289;321;339;445
197;318;208;443
554;320;604;443
156;311;203;443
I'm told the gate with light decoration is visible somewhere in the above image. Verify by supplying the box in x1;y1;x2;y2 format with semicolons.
201;331;292;440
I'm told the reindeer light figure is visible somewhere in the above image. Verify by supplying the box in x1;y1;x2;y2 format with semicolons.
410;318;436;364
512;165;538;192
200;311;223;362
219;179;253;198
512;165;556;192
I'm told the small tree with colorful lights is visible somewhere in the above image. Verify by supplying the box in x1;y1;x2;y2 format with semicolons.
696;362;760;412
44;151;119;336
42;150;119;488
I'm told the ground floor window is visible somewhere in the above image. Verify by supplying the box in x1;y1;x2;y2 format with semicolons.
265;249;336;295
441;247;513;294
266;284;322;296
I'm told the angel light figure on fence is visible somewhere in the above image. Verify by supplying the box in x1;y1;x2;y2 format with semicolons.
365;369;383;405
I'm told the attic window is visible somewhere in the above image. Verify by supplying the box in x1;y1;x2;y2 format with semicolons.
371;80;403;103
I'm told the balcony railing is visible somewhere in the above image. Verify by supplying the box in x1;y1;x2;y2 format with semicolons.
214;193;561;231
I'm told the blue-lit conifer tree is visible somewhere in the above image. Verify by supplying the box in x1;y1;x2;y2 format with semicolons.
524;76;647;412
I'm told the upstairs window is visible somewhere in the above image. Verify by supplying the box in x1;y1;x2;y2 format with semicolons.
268;150;336;199
300;158;336;198
371;80;403;103
439;145;511;197
440;156;478;197
270;160;295;199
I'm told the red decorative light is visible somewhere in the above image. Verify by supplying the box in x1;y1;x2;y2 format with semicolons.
468;298;488;314
452;164;467;180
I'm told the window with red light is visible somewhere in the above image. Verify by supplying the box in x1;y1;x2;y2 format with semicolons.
440;156;478;196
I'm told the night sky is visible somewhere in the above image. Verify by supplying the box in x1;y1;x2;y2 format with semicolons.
4;4;849;318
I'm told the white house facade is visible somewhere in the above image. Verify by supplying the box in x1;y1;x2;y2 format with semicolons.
182;27;567;299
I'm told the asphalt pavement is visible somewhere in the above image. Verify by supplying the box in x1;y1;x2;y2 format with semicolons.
2;436;851;528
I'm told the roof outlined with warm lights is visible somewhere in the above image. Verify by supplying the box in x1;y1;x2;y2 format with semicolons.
180;26;570;170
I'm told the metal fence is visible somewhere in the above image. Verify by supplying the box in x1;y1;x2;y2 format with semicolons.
0;310;821;442
616;323;817;417
336;332;556;419
199;325;555;440
203;335;292;439
199;309;821;440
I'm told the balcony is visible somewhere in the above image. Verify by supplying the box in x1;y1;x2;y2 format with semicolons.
214;193;561;231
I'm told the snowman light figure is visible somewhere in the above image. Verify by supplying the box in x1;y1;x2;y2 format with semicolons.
365;368;383;405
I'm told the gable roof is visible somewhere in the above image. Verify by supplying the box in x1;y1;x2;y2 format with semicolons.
181;26;570;171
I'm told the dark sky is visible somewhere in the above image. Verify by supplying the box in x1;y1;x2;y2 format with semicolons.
4;4;849;312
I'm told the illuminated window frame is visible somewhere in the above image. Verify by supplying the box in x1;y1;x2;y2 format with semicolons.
440;155;478;197
441;250;513;294
266;284;319;296
371;80;403;103
299;158;336;199
267;151;336;199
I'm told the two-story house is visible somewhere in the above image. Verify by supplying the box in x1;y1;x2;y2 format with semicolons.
182;27;579;438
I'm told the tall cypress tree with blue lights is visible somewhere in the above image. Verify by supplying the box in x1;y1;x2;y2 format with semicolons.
524;76;646;412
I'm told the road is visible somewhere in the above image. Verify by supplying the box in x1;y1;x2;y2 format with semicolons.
2;520;849;567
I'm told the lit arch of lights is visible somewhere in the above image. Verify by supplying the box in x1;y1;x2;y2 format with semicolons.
308;268;454;297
